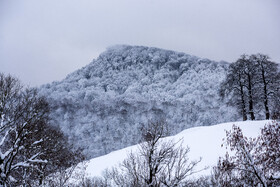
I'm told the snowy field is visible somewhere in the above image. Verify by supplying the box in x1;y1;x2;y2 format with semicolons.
81;120;271;179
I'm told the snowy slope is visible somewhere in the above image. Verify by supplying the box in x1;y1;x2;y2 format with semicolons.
39;45;239;158
83;120;270;179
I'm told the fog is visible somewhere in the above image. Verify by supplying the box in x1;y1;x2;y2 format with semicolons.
0;0;279;86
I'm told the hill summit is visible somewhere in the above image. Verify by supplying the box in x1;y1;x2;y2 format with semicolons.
39;45;238;158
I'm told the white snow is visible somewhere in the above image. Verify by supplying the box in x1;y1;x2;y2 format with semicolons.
82;120;271;179
39;45;236;158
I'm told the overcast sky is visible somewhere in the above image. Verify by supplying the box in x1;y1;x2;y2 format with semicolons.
1;0;279;86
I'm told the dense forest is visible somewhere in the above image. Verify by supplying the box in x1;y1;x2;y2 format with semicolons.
39;45;239;158
1;45;279;186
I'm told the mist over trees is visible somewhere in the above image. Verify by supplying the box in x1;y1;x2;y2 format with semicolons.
0;73;83;186
2;46;278;186
220;53;280;120
39;45;238;158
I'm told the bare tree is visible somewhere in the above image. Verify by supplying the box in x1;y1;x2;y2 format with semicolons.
0;74;50;185
251;54;280;119
212;121;280;186
0;73;84;186
239;54;258;120
256;121;280;185
220;53;279;120
220;60;248;121
107;121;203;187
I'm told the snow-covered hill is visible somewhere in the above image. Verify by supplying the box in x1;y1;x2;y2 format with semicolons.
82;120;270;179
39;45;239;158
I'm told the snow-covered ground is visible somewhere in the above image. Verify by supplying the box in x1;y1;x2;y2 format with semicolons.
82;120;271;179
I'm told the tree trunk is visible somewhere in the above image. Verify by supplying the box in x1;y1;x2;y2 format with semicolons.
240;84;247;121
247;75;255;120
148;148;154;187
264;90;270;120
261;68;270;119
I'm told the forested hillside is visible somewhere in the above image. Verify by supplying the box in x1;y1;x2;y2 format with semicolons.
39;45;239;158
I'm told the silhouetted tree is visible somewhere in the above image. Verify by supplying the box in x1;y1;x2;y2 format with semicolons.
251;54;280;119
220;53;279;120
220;60;248;120
239;55;257;120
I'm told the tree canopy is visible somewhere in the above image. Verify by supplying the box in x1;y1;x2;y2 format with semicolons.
220;54;280;120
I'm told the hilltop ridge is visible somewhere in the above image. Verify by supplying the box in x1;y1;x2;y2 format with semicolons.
39;45;239;158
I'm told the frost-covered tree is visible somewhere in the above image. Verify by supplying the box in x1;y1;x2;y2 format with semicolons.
39;45;235;158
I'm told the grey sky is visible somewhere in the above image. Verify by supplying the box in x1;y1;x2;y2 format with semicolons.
1;0;279;86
